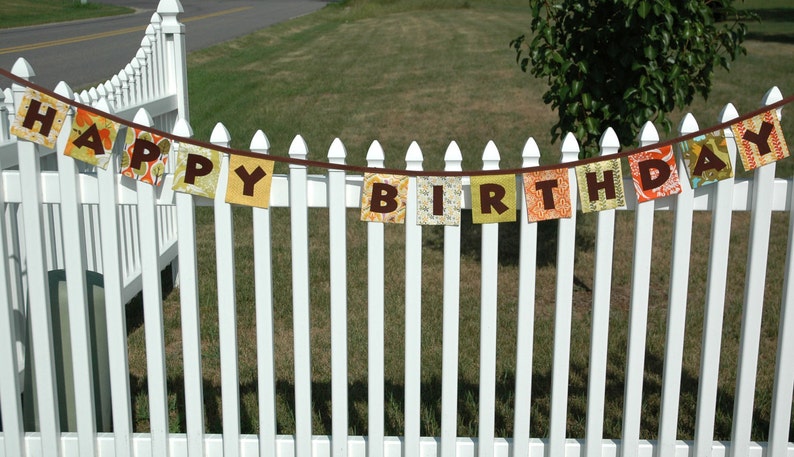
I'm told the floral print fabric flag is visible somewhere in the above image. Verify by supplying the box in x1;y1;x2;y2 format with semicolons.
678;131;733;188
628;145;682;203
172;143;222;198
360;173;409;223
120;128;171;186
10;87;68;149
226;154;275;208
522;168;572;222
575;158;625;213
471;174;516;224
416;176;462;225
64;108;120;169
731;109;789;171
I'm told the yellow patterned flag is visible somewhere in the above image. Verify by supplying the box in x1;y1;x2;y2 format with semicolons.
64;108;120;169
120;128;171;186
731;110;789;171
522;168;572;222
10;87;68;149
471;174;516;224
627;145;682;203
677;132;733;188
360;173;409;223
172;143;222;198
575;158;625;213
226;154;275;208
416;176;462;226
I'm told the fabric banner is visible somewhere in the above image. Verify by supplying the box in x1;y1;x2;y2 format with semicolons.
172;143;222;198
121;128;171;186
63;108;120;169
522;168;572;222
678;131;733;188
360;173;409;223
628;145;682;203
576;158;625;213
10;87;68;149
471;174;516;224
416;176;462;226
731;109;790;171
226;154;276;208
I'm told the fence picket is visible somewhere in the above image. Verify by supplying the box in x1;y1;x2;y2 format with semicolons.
584;128;620;457
548;133;580;456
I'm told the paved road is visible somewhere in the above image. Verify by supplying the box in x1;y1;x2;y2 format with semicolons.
0;0;327;90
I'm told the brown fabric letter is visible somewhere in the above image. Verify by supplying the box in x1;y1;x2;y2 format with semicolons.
479;183;508;215
638;158;671;191
692;146;727;176
22;99;58;137
129;139;161;171
535;179;559;210
71;123;105;157
184;153;214;185
741;121;774;155
371;182;399;213
585;170;616;202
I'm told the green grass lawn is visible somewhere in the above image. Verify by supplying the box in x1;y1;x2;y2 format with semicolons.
124;0;794;441
0;0;132;29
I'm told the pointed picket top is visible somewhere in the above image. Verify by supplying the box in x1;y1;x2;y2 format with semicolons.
521;137;541;167
327;137;347;165
250;130;270;155
560;132;580;163
103;81;114;101
111;75;121;92
482;140;500;171
762;86;784;119
54;81;73;99
288;134;308;167
678;113;699;136
405;141;423;171
637;121;659;147
210;122;231;148
11;57;34;80
124;63;134;77
145;24;157;38
366;140;385;168
157;0;184;14
131;59;141;73
599;127;620;156
86;88;97;102
151;12;162;27
719;103;740;139
172;117;192;138
95;97;113;115
118;70;128;86
444;141;463;172
3;88;13;103
133;108;154;127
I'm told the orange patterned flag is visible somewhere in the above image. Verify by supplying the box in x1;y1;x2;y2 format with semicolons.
10;87;68;149
628;145;682;203
575;158;625;213
360;173;408;223
226;154;275;208
120;128;171;186
64;108;120;169
731;110;789;171
678;132;733;188
522;168;572;222
172;143;222;198
416;176;462;225
471;174;516;224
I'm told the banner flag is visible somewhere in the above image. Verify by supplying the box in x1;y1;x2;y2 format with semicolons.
121;128;171;186
416;176;462;225
360;173;409;223
678;131;733;188
172;143;222;198
628;145;682;203
731;110;789;171
10;87;68;149
522;168;572;222
63;108;120;169
226;154;275;208
471;174;516;224
576;158;625;213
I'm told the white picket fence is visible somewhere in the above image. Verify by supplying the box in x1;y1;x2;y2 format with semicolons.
1;0;794;456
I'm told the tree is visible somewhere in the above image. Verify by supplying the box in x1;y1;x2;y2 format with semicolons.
511;0;752;157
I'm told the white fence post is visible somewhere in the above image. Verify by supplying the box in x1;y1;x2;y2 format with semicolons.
157;0;189;121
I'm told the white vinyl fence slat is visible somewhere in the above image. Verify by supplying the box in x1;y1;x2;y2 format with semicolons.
172;119;206;457
694;108;736;457
289;135;313;457
440;142;463;457
366;141;386;457
54;82;98;457
548;134;580;456
133;108;170;457
584;128;620;457
327;137;348;457
621;122;660;457
513;138;540;457
404;141;423;457
12;62;61;457
478;141;501;457
210;122;242;457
